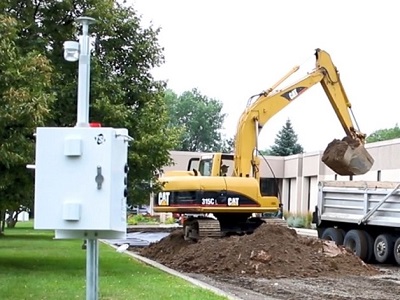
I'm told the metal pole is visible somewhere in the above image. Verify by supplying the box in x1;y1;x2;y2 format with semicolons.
94;238;99;300
86;238;99;300
149;173;154;214
75;17;96;127
72;16;99;300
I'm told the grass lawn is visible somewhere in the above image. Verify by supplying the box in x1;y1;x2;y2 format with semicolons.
0;221;227;300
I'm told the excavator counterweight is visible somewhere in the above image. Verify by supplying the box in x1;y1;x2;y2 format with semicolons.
322;137;374;176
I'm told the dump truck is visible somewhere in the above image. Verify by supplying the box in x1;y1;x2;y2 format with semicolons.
313;180;400;264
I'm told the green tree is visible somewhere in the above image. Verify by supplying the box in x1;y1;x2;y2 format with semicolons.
0;15;55;232
1;1;180;207
220;136;235;153
366;124;400;143
258;149;272;156
269;119;304;156
165;88;228;152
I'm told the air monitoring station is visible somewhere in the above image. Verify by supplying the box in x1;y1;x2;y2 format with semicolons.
32;17;131;300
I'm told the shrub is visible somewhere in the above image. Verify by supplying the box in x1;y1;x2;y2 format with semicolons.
127;214;158;225
286;216;295;227
293;216;305;228
305;211;313;228
283;210;293;220
165;217;176;225
284;211;313;229
127;215;138;225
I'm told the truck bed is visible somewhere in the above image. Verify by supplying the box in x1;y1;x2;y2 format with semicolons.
318;181;400;227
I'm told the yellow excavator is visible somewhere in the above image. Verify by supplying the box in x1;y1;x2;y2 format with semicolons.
154;49;374;241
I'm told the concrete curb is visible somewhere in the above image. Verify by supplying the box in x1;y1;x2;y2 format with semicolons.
105;242;242;300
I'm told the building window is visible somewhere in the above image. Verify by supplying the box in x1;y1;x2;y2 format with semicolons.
259;178;280;197
287;179;291;212
349;175;353;181
307;177;311;212
377;170;381;181
334;174;338;181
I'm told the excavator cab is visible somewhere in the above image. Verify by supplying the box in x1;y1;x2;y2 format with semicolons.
196;153;234;177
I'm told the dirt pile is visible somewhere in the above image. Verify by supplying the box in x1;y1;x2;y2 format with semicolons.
139;224;380;279
322;136;374;176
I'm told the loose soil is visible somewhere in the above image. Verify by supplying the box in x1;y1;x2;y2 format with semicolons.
139;224;379;279
189;267;400;300
322;137;374;176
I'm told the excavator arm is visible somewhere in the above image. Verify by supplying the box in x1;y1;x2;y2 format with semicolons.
233;48;373;179
315;49;365;141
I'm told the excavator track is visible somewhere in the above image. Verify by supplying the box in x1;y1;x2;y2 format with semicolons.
183;218;221;241
197;219;221;238
183;216;287;241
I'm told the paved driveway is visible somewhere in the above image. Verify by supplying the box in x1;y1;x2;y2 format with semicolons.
106;231;170;247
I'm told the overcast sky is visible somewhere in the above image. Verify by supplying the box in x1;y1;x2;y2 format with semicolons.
129;0;399;153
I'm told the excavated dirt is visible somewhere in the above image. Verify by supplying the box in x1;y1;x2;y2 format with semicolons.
190;267;400;300
322;137;361;162
322;137;374;176
140;224;379;279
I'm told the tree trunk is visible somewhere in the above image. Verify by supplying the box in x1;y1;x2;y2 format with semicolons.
0;210;5;235
6;210;18;228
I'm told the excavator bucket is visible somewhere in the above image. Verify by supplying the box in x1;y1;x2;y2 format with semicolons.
322;137;374;176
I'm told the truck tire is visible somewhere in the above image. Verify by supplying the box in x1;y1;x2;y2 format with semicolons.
393;237;400;265
321;228;344;245
374;234;394;263
338;228;346;239
343;230;368;261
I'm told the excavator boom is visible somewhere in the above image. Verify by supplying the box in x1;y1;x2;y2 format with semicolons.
234;48;373;177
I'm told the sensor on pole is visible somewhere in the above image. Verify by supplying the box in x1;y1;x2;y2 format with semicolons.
34;16;130;300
